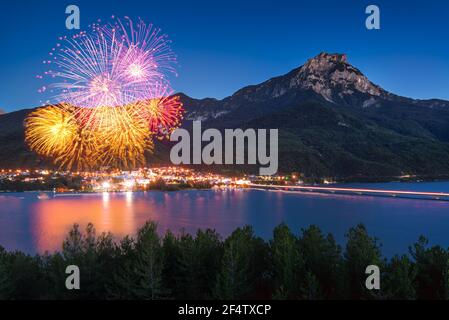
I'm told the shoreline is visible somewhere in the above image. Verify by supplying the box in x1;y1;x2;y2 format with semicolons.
1;178;449;195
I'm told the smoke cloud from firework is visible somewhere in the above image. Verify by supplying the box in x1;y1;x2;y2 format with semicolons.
28;17;184;170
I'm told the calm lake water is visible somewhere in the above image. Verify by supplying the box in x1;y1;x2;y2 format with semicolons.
1;181;449;257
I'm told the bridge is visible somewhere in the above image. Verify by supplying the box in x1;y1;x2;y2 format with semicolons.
247;184;449;201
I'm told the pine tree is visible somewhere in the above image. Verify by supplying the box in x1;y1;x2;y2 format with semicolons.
0;247;10;299
301;271;323;300
343;224;383;299
133;221;165;299
161;230;181;298
62;224;84;262
168;231;195;298
214;226;264;299
91;231;117;298
410;236;449;299
107;236;139;299
191;229;223;299
42;252;69;299
270;223;302;299
384;255;416;299
299;225;342;299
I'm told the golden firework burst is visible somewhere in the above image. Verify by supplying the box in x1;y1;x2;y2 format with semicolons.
25;105;98;171
92;106;154;169
25;104;78;158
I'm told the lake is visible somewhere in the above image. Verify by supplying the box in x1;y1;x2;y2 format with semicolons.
0;181;449;257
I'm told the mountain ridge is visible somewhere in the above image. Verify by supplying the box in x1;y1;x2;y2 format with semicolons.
1;52;449;181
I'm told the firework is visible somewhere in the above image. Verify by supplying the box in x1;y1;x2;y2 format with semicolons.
130;84;184;138
133;98;183;139
41;17;176;109
114;17;177;79
25;105;156;170
25;105;96;170
54;125;98;171
25;105;78;158
30;17;184;171
90;106;153;169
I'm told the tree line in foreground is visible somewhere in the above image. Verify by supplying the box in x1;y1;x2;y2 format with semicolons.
0;221;447;300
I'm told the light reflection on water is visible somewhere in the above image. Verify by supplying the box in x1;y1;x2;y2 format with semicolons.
0;186;448;257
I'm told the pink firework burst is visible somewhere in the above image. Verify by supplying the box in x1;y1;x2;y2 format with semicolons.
40;17;177;109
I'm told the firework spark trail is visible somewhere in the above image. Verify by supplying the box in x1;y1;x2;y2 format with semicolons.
28;17;184;171
115;17;177;78
55;126;97;171
44;17;177;109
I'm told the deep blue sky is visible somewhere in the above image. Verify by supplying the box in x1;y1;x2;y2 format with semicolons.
0;0;448;112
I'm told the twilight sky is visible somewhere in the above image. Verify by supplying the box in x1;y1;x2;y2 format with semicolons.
0;0;448;112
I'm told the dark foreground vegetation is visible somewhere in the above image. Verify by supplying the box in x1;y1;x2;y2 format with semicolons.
0;222;447;300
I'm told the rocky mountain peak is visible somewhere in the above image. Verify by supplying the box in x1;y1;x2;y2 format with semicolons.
304;52;348;70
231;52;390;107
290;52;388;104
